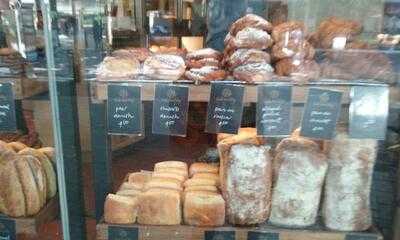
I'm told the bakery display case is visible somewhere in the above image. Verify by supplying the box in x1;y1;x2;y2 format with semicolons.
78;1;400;240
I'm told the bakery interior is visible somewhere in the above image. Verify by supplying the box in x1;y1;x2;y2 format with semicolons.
0;0;400;239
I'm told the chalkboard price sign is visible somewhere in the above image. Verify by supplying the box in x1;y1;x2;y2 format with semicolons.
256;85;292;136
108;226;138;240
248;231;280;240
349;86;388;139
300;88;342;139
0;82;17;132
205;83;244;134
0;217;16;240
204;231;235;240
152;84;189;137
107;84;143;135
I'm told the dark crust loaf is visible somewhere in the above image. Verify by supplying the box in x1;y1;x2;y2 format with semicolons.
315;17;363;49
228;49;271;70
185;67;227;82
272;21;306;42
111;48;151;62
275;58;320;81
186;48;222;61
96;57;141;80
229;14;273;35
233;63;274;82
271;40;315;61
226;27;274;52
186;58;220;68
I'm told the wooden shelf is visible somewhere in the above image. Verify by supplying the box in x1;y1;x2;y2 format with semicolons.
97;221;383;240
90;80;400;105
0;197;59;237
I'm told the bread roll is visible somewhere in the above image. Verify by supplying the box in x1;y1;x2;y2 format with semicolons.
270;136;327;227
184;178;217;187
229;14;273;35
19;148;57;199
183;191;225;226
218;128;272;225
138;188;182;225
152;172;186;182
189;163;219;176
323;130;377;231
104;194;138;224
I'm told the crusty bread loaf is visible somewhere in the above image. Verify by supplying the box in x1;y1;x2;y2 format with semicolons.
226;27;274;51
229;14;273;35
185;185;218;193
154;167;188;180
217;128;272;225
119;182;143;191
38;147;55;166
7;142;27;152
275;58;320;81
184;67;227;82
184;178;217;187
183;191;225;227
116;189;142;197
144;179;183;191
186;58;220;68
192;173;220;186
152;172;186;182
150;177;182;186
154;161;188;171
26;156;47;207
270;136;327;227
228;49;271;70
138;188;182;225
97;56;141;80
233;62;274;82
111;48;151;62
323;130;377;231
19;148;57;199
14;157;41;216
186;48;222;61
104;194;139;224
271;21;306;42
189;163;219;177
271;40;315;61
142;54;186;80
127;172;152;190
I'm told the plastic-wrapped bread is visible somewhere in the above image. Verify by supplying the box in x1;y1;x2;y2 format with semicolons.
217;128;272;225
323;129;377;231
275;58;320;82
233;63;274;82
96;57;141;80
269;135;327;227
186;48;222;61
185;67;227;82
226;27;274;51
272;21;306;42
271;40;315;61
229;14;273;35
142;54;186;80
228;49;271;70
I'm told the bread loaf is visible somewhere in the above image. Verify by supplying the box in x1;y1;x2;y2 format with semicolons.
228;49;271;70
184;178;217;187
271;40;315;61
184;185;218;193
189;163;219;177
218;128;272;225
138;188;182;225
186;58;220;68
7;142;27;152
145;179;183;191
233;63;274;82
119;182;143;191
38;147;56;166
112;48;151;62
275;58;320;81
127;172;152;190
183;191;225;227
104;194;139;224
272;21;306;42
154;161;188;171
229;14;273;35
185;67;226;82
96;56;141;80
226;27;274;51
323;130;377;231
154;167;188;179
269;136;327;227
186;48;222;61
142;54;186;80
152;172;186;182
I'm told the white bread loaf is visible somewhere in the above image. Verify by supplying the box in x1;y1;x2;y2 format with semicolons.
127;171;152;190
183;191;225;227
184;178;217;187
104;194;139;224
192;173;220;186
119;182;143;191
323;129;377;231
138;188;182;225
144;179;183;191
189;163;219;176
270;136;327;227
185;185;218;193
154;161;188;171
218;128;272;225
152;172;186;182
116;189;142;197
154;167;188;180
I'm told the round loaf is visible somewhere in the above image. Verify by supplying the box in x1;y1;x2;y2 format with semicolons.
111;48;151;62
272;21;306;42
228;49;271;70
96;56;141;80
229;14;273;35
226;27;274;51
7;142;27;152
271;40;315;60
184;67;227;82
275;58;320;81
143;54;186;80
186;58;220;68
233;62;274;82
186;48;222;61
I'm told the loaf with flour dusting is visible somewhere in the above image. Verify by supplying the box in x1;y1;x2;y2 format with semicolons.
323;128;377;231
229;14;273;35
217;128;272;225
270;135;327;227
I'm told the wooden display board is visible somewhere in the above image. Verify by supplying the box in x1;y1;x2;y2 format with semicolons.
97;221;383;240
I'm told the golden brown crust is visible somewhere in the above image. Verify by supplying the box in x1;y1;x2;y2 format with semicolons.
183;192;225;226
38;147;55;165
189;163;219;176
184;185;218;193
111;48;151;62
272;21;306;42
25;156;47;208
7;142;27;152
271;40;315;61
275;58;320;81
185;67;227;82
96;56;141;80
186;58;220;68
104;194;138;224
229;14;273;35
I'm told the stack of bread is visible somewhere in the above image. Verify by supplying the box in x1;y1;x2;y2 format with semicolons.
183;163;225;226
149;46;188;58
223;14;275;82
271;21;320;81
184;48;227;82
0;141;57;218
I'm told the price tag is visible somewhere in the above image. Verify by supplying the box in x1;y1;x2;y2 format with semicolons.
205;83;244;134
0;83;17;132
152;84;189;137
0;217;16;240
349;86;388;139
108;226;138;240
248;231;279;240
300;88;342;139
345;233;377;240
256;85;292;136
204;231;235;240
107;84;143;135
